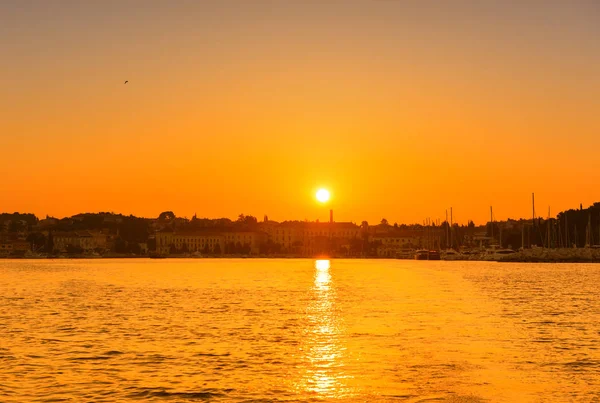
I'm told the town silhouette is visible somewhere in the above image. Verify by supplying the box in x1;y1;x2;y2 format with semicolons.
3;200;600;262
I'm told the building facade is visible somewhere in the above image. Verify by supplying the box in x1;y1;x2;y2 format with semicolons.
155;230;266;255
53;231;108;252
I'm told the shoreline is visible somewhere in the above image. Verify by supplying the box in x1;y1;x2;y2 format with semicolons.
3;251;600;263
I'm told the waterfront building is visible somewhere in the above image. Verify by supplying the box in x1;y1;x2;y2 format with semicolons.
53;231;108;253
156;229;266;255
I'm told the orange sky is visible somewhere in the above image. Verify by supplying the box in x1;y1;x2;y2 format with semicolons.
1;1;599;224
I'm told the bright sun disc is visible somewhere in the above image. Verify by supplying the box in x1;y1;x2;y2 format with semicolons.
316;189;330;203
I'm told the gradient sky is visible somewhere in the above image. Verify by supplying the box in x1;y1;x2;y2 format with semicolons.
1;0;599;224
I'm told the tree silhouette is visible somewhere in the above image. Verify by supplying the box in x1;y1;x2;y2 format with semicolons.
46;231;54;253
8;220;23;233
158;211;176;221
26;232;46;251
236;214;258;229
115;238;128;254
128;242;141;255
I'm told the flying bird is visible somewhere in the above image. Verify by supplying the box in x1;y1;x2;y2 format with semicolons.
124;80;128;84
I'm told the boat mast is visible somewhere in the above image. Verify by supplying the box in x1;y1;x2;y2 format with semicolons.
548;206;551;249
438;218;441;250
532;193;535;246
429;218;432;256
446;210;449;249
585;217;589;247
425;218;427;249
557;218;562;248
499;225;502;247
565;214;569;248
430;217;433;250
450;207;453;250
490;206;494;243
587;213;592;247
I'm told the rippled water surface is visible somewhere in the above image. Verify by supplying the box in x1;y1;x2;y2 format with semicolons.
1;259;600;402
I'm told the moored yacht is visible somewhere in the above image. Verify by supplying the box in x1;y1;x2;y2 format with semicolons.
483;245;516;261
396;248;414;259
414;249;429;260
441;249;462;260
415;249;440;260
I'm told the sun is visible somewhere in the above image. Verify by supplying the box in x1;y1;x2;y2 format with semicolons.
316;188;330;203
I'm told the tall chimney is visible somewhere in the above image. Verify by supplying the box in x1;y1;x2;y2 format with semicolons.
330;209;333;223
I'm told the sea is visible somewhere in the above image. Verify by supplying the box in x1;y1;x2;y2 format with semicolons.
1;259;599;402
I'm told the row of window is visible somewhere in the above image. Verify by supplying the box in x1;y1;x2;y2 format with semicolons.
300;231;357;236
173;240;219;245
158;236;255;244
271;232;359;237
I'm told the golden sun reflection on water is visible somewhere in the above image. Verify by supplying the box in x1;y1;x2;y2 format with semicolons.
296;260;354;398
314;260;331;289
315;259;331;271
